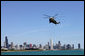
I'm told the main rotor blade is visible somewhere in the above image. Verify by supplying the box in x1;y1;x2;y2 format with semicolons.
43;17;50;19
53;14;58;18
52;14;58;19
43;14;51;17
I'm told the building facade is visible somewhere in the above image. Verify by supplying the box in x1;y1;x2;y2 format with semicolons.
5;36;9;48
50;39;53;50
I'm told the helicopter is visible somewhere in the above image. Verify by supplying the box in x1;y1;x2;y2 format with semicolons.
43;14;60;25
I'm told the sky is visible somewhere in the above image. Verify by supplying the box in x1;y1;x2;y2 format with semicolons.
1;1;84;49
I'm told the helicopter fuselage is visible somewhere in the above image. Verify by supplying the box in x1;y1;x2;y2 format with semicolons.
49;18;60;24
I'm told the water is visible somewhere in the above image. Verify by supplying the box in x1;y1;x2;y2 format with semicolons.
1;50;84;55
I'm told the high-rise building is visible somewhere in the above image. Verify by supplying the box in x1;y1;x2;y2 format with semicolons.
11;42;13;49
15;45;18;50
39;44;42;49
64;44;66;49
61;44;66;50
8;44;11;49
23;42;27;46
78;43;80;49
29;43;32;48
50;39;53;50
23;42;27;49
32;44;36;49
66;44;71;50
26;44;29;49
57;41;61;49
48;42;50;50
19;45;23;50
44;44;49;50
58;41;61;46
4;42;6;48
5;36;9;48
53;44;57;49
72;44;74;49
58;41;60;44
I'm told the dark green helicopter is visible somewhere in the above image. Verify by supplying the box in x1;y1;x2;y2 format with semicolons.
44;14;60;24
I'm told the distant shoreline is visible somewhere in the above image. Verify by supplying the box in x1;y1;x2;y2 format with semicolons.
1;50;44;52
1;49;84;52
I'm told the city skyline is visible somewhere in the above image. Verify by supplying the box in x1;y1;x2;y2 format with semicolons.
1;1;84;49
2;36;81;50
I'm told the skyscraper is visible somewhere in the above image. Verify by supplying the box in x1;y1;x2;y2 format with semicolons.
78;43;80;49
4;42;6;48
63;44;66;50
50;39;53;50
33;44;37;49
11;42;13;49
39;44;43;49
29;43;32;48
15;44;18;50
57;41;61;49
48;42;50;50
5;36;9;48
23;42;27;49
66;44;71;50
19;45;23;50
72;44;74;49
23;42;27;46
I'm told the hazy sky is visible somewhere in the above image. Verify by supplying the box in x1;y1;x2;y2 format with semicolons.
1;1;84;49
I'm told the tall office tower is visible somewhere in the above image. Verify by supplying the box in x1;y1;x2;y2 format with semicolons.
58;41;61;45
19;45;23;50
50;39;53;50
26;44;29;48
5;36;9;48
58;41;61;49
48;42;50;50
33;44;36;48
4;42;6;48
78;43;80;49
63;44;66;49
66;44;71;50
23;42;27;46
72;44;74;49
11;42;13;49
23;42;27;49
29;43;32;48
39;44;42;49
8;44;11;49
15;45;18;50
